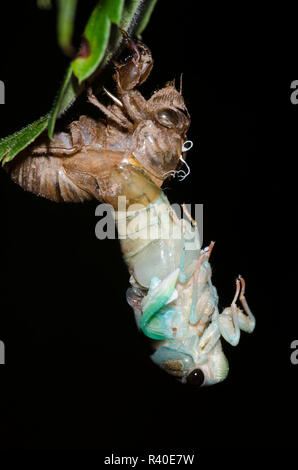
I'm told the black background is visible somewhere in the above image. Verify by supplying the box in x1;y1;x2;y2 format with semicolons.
0;0;296;455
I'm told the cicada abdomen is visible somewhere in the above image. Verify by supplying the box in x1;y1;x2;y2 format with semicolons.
6;116;125;202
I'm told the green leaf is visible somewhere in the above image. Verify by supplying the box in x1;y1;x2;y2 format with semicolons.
135;0;158;36
89;0;159;91
57;0;78;56
47;0;152;137
47;65;73;139
121;0;156;32
72;0;124;83
0;115;49;166
1;0;158;165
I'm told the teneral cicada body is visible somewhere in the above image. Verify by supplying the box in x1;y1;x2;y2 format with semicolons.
116;183;255;386
3;33;255;387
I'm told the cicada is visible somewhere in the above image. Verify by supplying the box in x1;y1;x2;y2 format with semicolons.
3;33;255;387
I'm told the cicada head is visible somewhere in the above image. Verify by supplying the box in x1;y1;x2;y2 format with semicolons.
148;80;190;134
130;81;191;183
151;338;229;387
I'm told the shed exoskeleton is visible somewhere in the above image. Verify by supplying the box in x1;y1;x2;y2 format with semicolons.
6;33;190;203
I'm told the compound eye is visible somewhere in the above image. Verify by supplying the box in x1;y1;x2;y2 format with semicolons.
186;368;205;387
156;108;179;128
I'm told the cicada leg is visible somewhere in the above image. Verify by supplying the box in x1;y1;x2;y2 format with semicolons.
113;32;153;123
31;115;97;157
217;276;255;346
87;87;133;131
237;276;256;333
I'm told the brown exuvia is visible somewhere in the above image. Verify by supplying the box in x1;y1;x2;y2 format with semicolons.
6;34;190;207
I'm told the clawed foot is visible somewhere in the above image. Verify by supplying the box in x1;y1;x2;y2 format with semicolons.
218;275;255;346
114;30;153;91
87;86;133;130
